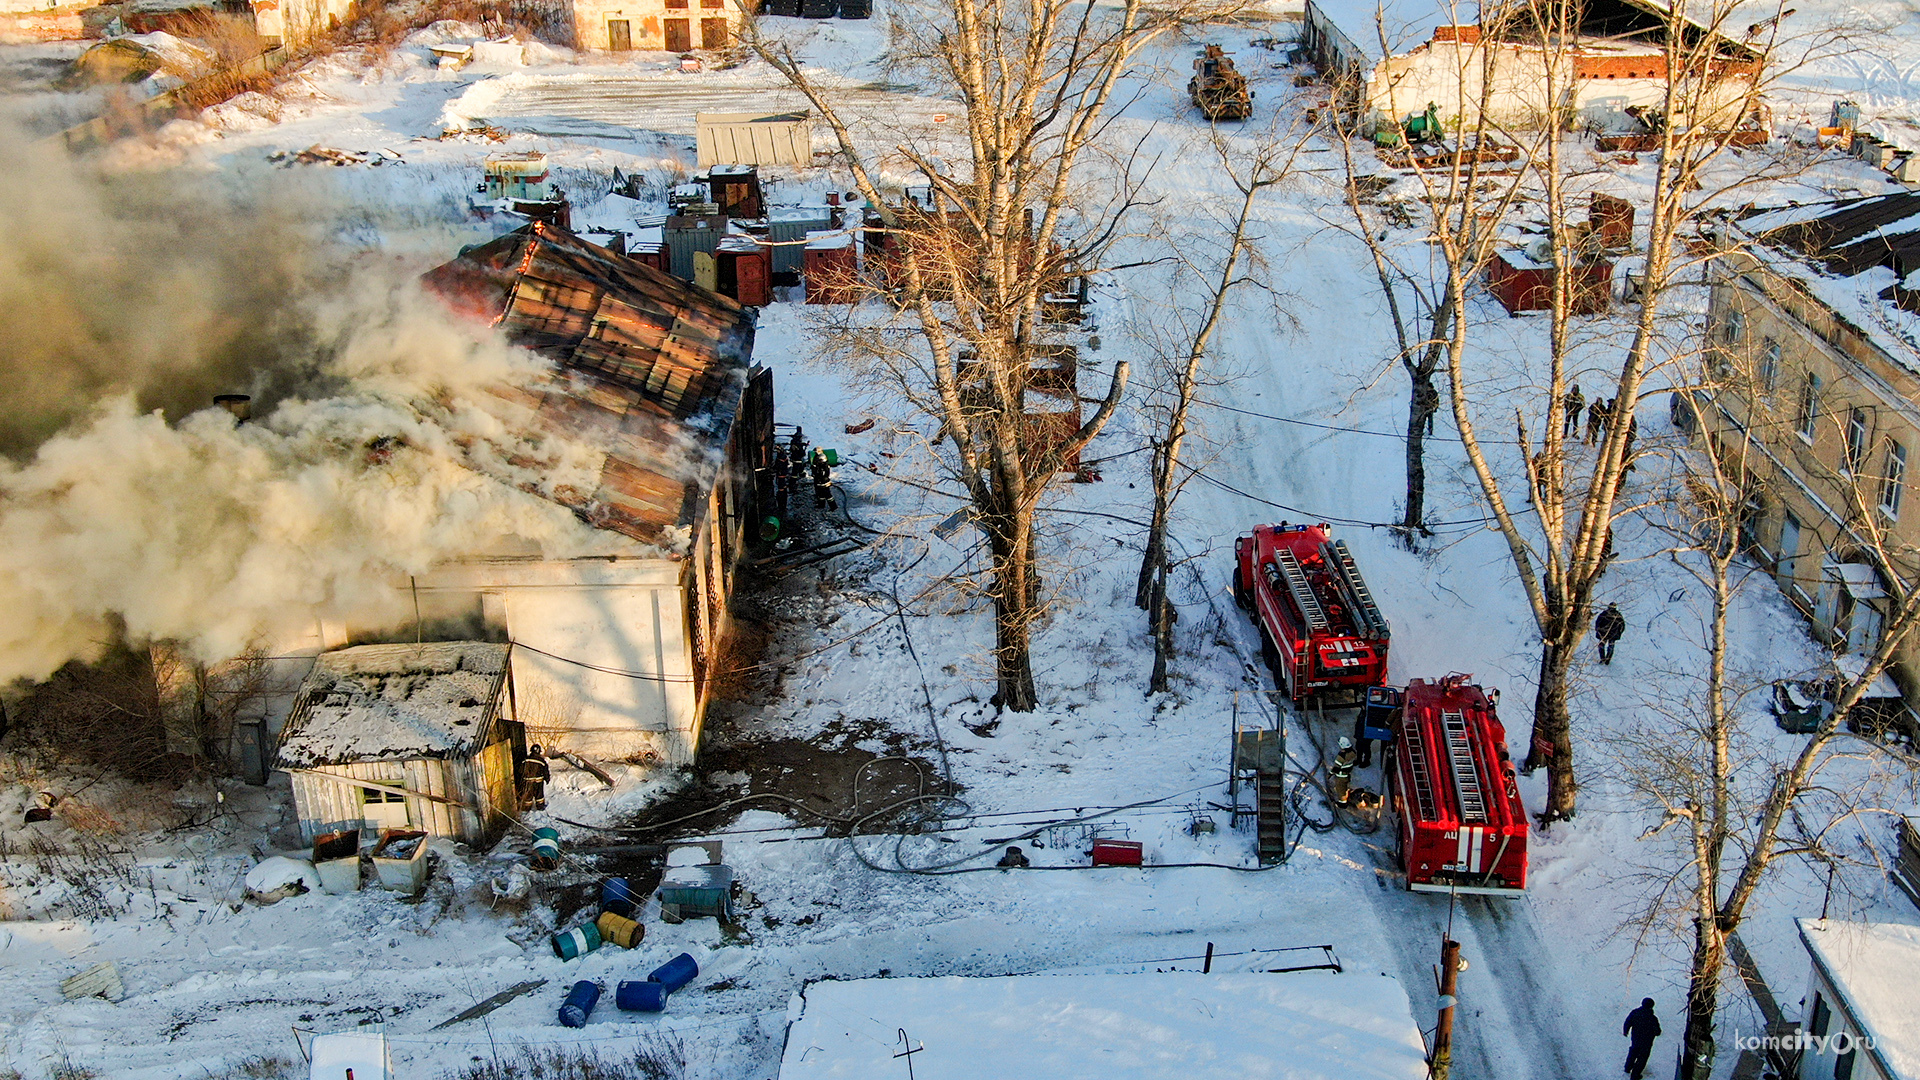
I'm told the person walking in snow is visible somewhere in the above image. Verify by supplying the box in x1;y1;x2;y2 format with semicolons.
1587;397;1610;445
1564;385;1585;438
1621;998;1661;1080
1595;603;1626;665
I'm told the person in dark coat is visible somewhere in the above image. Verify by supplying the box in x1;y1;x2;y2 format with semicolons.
1587;397;1609;445
518;744;550;811
772;446;792;510
1622;998;1661;1079
1564;384;1585;438
788;426;807;466
1596;603;1627;665
810;448;835;509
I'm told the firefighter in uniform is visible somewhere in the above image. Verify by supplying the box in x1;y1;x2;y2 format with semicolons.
810;448;836;509
518;744;550;811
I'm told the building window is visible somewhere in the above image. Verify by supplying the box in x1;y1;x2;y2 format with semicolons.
1798;372;1821;442
1722;308;1746;345
1759;338;1779;393
1809;991;1830;1038
1882;439;1907;519
1834;1042;1856;1080
1845;407;1868;473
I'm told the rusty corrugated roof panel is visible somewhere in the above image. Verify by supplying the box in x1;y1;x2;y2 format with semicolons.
424;222;756;548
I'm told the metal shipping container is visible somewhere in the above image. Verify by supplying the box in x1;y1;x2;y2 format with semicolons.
667;215;730;281
696;111;813;168
766;209;832;274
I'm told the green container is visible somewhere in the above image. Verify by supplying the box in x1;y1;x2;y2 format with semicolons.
760;515;782;541
819;448;841;466
531;826;561;870
552;921;603;960
658;864;735;921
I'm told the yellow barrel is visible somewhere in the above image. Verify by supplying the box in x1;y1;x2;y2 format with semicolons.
596;910;645;949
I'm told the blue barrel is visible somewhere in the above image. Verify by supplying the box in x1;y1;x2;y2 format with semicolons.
552;921;602;960
558;980;600;1028
601;877;638;918
648;953;699;994
530;827;561;870
615;979;668;1012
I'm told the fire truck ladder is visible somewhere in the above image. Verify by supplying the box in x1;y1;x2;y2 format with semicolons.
1324;540;1388;637
1442;711;1489;824
1269;548;1329;632
1398;712;1438;822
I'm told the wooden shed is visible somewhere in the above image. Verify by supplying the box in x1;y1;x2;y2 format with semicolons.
1485;249;1612;316
276;643;518;846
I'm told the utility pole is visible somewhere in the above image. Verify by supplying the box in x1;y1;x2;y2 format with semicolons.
1431;936;1462;1080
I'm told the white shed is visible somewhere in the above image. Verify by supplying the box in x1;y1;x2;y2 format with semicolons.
696;111;813;168
277;642;518;846
1796;918;1920;1080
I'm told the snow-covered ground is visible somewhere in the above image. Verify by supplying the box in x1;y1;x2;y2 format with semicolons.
4;3;1920;1078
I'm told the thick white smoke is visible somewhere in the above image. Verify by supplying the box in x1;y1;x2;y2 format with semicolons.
0;131;640;684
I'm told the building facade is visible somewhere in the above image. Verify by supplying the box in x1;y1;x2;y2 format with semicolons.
573;0;742;52
1794;919;1920;1080
1698;195;1920;720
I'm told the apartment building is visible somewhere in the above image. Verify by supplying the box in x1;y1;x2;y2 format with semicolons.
1698;193;1920;710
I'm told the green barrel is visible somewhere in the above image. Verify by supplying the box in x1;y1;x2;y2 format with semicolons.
552;921;602;960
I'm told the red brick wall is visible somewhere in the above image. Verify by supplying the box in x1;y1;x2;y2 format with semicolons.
1574;53;1668;80
1431;24;1480;44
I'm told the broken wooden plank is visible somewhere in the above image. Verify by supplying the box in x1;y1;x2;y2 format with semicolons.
557;751;615;788
60;961;125;1003
430;979;548;1030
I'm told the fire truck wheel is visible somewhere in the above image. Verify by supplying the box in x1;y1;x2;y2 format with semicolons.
1232;565;1251;610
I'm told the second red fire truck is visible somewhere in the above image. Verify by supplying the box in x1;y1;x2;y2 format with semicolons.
1379;674;1529;895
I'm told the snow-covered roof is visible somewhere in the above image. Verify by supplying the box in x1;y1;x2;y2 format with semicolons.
275;643;509;769
1734;195;1920;374
1306;0;1479;60
776;972;1429;1080
1798;919;1920;1080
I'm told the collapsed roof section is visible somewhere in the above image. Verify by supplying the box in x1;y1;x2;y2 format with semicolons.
423;223;757;548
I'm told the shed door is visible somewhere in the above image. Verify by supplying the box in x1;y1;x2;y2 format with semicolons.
700;17;728;48
362;787;411;832
664;18;690;51
607;19;631;50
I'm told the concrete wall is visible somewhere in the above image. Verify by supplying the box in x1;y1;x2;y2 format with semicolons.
411;558;704;764
1701;250;1920;696
1362;38;1755;132
251;0;353;46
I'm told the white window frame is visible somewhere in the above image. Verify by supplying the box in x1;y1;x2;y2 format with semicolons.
1778;513;1804;600
1882;439;1907;520
1845;407;1868;474
1723;307;1746;345
1798;372;1821;444
1759;338;1780;393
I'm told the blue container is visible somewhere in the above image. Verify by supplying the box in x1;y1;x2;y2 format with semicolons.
602;877;638;918
558;980;600;1028
615;979;668;1012
648;953;699;994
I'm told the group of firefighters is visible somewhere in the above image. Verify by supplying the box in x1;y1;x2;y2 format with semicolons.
771;425;837;512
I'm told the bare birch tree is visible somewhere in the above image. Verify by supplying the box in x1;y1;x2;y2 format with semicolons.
742;1;1250;710
1619;401;1920;1080
1134;127;1299;694
1393;0;1809;819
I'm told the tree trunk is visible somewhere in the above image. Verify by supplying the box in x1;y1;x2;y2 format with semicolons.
1526;638;1578;820
989;514;1040;711
1135;455;1168;609
1677;919;1724;1080
1403;373;1437;536
1147;564;1172;694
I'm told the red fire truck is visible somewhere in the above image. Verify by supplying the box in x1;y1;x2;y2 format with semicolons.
1385;675;1528;895
1233;522;1390;702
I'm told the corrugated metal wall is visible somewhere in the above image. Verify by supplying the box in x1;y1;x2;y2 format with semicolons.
696;115;812;168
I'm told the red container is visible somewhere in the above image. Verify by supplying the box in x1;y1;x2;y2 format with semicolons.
1090;839;1143;866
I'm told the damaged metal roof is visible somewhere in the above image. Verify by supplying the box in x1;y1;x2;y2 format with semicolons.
423;222;757;547
275;643;510;768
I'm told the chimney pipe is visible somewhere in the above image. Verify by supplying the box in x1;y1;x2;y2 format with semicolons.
214;394;251;423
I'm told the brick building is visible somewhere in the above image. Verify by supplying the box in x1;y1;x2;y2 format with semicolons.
573;0;742;52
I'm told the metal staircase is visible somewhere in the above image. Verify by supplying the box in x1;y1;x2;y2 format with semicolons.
1442;710;1488;823
1235;728;1288;865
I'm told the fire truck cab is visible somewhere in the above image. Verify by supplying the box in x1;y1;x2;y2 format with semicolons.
1233;522;1390;703
1388;675;1528;896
